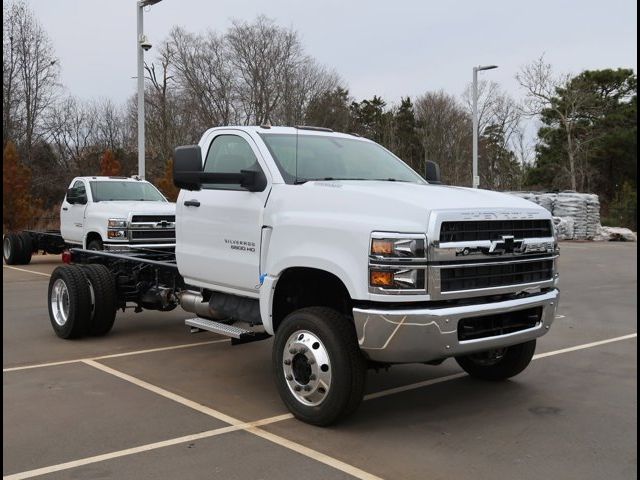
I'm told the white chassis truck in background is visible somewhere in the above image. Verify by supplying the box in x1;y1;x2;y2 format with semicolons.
3;176;176;265
43;126;559;425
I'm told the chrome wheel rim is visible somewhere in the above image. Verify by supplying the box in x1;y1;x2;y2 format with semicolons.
3;237;11;260
282;330;332;406
51;279;70;326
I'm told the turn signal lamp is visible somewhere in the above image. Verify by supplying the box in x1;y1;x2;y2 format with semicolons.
370;270;394;287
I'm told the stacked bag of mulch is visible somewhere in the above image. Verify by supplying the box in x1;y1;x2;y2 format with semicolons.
507;191;602;240
553;192;589;239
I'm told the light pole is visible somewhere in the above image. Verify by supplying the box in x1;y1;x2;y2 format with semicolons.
137;0;163;179
472;64;498;188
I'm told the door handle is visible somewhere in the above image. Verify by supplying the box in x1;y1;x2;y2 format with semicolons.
184;199;200;207
62;207;68;211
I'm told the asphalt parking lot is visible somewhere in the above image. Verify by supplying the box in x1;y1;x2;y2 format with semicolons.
3;242;637;480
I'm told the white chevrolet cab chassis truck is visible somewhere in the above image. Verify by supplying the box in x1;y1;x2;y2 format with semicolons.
3;176;176;265
45;126;559;425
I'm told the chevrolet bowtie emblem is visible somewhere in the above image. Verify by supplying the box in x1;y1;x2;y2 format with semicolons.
488;235;523;254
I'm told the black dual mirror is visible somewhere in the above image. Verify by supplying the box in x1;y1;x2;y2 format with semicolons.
425;161;441;184
173;145;267;192
66;188;87;204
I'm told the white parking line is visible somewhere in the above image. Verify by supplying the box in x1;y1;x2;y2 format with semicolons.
82;359;382;480
533;333;637;360
3;339;230;373
2;414;292;480
4;332;635;480
2;265;52;277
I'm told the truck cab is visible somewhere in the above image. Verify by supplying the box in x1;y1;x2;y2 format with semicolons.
60;176;176;250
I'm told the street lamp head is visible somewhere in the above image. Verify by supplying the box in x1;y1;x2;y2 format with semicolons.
138;0;163;6
477;65;498;71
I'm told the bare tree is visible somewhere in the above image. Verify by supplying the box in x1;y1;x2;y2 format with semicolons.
516;56;588;191
226;16;303;124
92;99;127;153
44;96;96;170
415;91;472;186
168;27;236;127
3;1;59;160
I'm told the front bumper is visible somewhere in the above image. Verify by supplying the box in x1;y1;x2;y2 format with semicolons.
353;289;559;363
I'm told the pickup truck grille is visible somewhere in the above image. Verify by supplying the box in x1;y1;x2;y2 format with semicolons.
440;259;553;292
131;215;175;223
130;230;175;240
429;215;557;299
440;219;552;242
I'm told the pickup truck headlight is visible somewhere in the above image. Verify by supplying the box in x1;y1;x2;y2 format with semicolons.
108;218;128;228
370;234;426;259
370;267;423;289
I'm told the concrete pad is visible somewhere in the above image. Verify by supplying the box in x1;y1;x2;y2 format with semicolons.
262;339;637;480
38;430;354;480
3;363;226;476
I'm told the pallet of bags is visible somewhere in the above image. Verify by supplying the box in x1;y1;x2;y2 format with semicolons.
534;193;556;213
552;216;575;241
553;192;588;240
584;194;601;239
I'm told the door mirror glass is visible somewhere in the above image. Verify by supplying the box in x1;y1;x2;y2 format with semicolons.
425;161;442;184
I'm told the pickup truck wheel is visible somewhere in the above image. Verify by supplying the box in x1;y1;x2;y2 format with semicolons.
273;307;366;426
87;238;103;251
455;340;537;381
48;266;92;339
18;233;33;264
80;264;117;336
3;233;22;265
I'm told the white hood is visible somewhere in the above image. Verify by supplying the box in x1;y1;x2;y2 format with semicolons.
91;201;176;217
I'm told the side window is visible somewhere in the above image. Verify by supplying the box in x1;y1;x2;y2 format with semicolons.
202;135;263;190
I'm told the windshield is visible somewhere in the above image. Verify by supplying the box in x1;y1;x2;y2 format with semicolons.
89;181;167;202
259;133;426;185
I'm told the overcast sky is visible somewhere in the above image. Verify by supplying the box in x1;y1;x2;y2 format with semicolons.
25;0;638;108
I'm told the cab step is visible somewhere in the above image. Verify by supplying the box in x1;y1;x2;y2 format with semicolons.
185;317;270;345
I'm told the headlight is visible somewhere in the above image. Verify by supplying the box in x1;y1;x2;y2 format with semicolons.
369;267;423;289
108;218;128;228
370;233;426;258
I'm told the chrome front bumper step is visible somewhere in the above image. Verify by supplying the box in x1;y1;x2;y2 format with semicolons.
353;289;559;363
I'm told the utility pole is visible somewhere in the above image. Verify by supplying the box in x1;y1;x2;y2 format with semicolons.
137;0;163;179
472;64;498;188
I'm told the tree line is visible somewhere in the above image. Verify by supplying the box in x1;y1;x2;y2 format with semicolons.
3;1;636;230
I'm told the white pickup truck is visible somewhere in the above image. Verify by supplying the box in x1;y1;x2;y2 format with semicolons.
45;126;559;425
3;176;176;265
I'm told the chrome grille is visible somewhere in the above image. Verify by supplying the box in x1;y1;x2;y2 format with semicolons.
131;215;175;223
440;260;553;292
439;219;552;242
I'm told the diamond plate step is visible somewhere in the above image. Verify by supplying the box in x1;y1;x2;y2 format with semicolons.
185;317;252;339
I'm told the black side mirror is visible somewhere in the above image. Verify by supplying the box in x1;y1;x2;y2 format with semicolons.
174;145;203;190
425;161;442;184
66;188;78;204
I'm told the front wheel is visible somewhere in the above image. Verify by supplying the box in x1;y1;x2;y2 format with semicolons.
455;340;537;381
272;307;366;426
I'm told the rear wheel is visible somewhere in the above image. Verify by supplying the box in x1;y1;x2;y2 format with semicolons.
273;307;366;426
3;233;22;265
455;340;537;381
48;265;92;339
18;232;33;264
80;264;117;336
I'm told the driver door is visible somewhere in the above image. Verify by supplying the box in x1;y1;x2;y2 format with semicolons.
177;130;272;294
60;180;88;245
